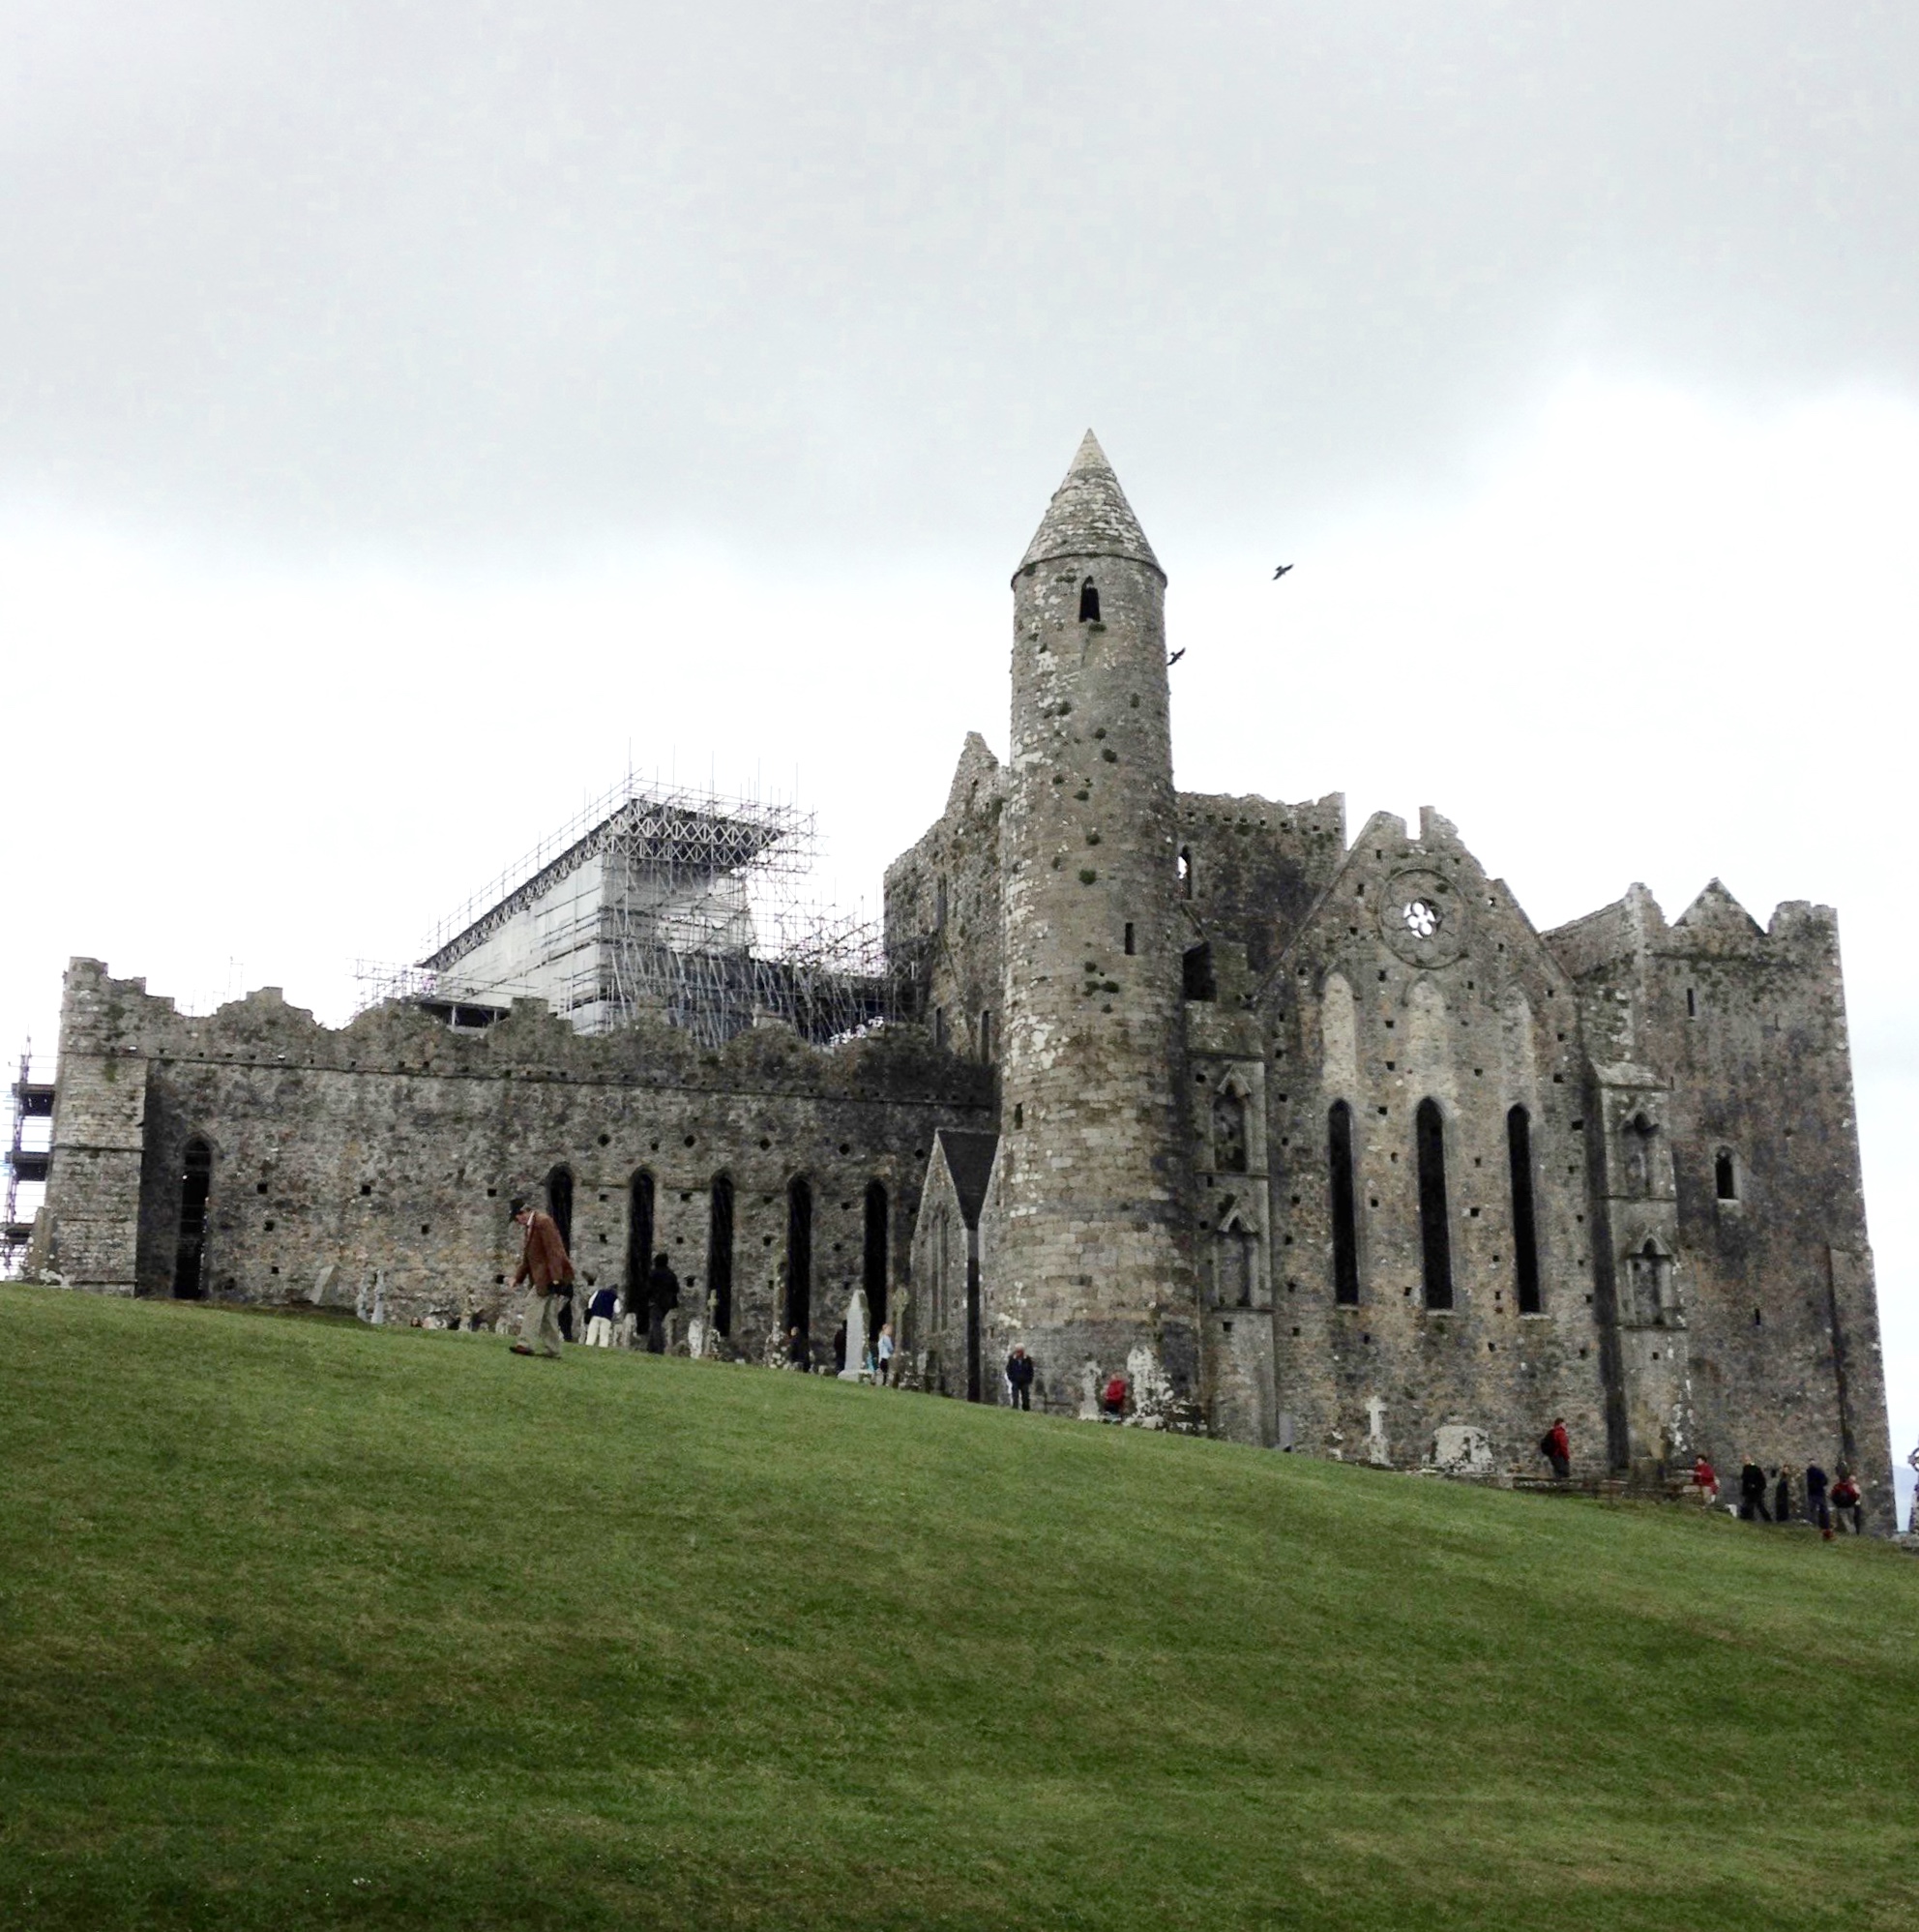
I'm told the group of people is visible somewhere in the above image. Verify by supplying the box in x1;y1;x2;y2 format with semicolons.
507;1199;682;1358
1694;1456;1866;1539
781;1321;899;1380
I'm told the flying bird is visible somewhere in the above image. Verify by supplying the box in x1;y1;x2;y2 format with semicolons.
1272;564;1294;580
1166;648;1186;667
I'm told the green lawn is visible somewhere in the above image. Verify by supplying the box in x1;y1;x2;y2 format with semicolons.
2;1286;1915;1930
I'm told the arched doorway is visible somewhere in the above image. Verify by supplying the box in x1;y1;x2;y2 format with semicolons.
172;1138;212;1299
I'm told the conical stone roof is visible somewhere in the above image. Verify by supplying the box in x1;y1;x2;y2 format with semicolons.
1015;430;1164;582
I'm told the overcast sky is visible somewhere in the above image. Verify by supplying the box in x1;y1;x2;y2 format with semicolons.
4;2;1915;1501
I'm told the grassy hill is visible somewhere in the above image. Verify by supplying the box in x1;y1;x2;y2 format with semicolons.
1;1287;1915;1931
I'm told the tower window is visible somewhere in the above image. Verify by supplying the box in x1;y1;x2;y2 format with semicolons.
1178;847;1193;898
1415;1099;1454;1310
1124;922;1135;956
1715;1149;1738;1201
1078;578;1101;623
1182;943;1217;1003
1329;1102;1359;1306
1687;987;1698;1017
979;1010;993;1062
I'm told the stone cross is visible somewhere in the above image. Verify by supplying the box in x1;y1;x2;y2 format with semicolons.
839;1287;870;1381
1366;1395;1390;1466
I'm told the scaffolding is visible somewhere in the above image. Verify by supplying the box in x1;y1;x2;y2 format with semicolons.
3;1042;52;1279
357;775;905;1049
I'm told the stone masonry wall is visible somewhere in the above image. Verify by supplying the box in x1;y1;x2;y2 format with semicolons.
41;961;993;1357
1175;790;1348;975
882;731;1006;1065
1549;885;1896;1530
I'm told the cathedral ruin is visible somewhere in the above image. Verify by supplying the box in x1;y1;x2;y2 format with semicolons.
20;432;1895;1525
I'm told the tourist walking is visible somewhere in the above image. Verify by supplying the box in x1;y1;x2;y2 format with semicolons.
508;1198;573;1359
1539;1417;1571;1481
584;1284;619;1348
875;1322;896;1384
645;1252;679;1353
784;1325;810;1370
1738;1459;1771;1522
1831;1467;1863;1535
833;1323;848;1376
1693;1455;1719;1505
1774;1464;1794;1526
1006;1345;1035;1412
1804;1462;1833;1539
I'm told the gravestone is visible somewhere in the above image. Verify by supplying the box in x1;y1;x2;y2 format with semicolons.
1428;1424;1493;1475
309;1263;338;1308
1366;1395;1391;1466
838;1288;870;1381
1078;1359;1101;1421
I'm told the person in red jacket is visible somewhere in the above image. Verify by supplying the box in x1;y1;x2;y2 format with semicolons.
1539;1417;1571;1480
508;1198;574;1358
1693;1456;1719;1504
1101;1374;1128;1423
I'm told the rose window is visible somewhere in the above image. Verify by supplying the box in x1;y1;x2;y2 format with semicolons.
1402;899;1440;939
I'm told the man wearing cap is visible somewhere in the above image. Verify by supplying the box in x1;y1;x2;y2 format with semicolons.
508;1197;574;1358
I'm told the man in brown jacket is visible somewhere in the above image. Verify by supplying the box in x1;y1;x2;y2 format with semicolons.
509;1198;574;1358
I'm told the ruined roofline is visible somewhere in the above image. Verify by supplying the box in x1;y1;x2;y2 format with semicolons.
1543;879;1839;978
419;779;807;973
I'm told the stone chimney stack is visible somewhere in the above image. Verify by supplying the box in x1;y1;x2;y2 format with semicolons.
990;431;1198;1411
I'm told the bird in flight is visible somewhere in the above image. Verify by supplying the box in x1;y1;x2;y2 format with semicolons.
1166;648;1186;667
1272;564;1294;580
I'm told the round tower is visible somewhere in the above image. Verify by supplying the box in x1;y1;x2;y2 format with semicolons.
992;431;1198;1411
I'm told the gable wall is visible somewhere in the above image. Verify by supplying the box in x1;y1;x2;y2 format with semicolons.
1262;812;1609;1474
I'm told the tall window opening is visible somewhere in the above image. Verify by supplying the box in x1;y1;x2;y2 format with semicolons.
706;1174;734;1334
1211;1085;1248;1173
625;1170;655;1307
1415;1099;1454;1310
1182;943;1217;1002
978;1010;992;1062
172;1137;213;1299
1078;577;1101;622
1715;1149;1737;1201
1124;921;1136;956
1178;847;1193;898
1328;1102;1359;1305
933;1007;947;1051
785;1176;812;1337
546;1165;575;1253
863;1180;889;1332
1507;1104;1541;1314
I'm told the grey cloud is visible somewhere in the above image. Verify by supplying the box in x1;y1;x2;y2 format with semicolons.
3;1;1915;560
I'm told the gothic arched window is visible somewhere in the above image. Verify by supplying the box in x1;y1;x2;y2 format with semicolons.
1415;1099;1454;1310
